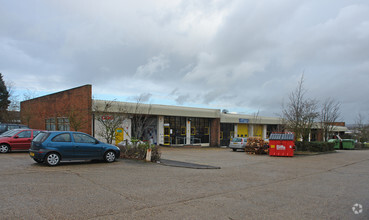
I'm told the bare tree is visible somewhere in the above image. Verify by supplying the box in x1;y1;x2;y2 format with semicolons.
319;98;341;141
20;89;38;127
281;74;318;142
129;95;154;141
66;107;89;131
94;100;128;144
252;110;263;137
7;82;19;111
353;113;368;142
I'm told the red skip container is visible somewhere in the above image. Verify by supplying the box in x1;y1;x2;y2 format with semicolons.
269;133;295;157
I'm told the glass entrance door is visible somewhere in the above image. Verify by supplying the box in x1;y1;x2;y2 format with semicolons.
164;126;170;145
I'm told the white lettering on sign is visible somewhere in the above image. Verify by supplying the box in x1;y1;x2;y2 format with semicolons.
276;145;286;150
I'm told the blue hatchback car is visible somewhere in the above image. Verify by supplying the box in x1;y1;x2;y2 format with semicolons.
29;131;120;166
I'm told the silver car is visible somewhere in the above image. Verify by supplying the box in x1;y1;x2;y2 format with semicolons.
229;137;248;151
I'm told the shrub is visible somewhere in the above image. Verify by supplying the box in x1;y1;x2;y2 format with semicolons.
364;143;369;148
118;140;161;162
295;141;335;152
355;143;369;149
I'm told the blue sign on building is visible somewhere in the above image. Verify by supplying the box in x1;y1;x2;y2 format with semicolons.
239;118;249;123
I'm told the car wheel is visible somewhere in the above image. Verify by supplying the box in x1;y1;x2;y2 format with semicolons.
232;148;237;152
33;158;44;163
0;144;10;153
104;151;116;163
45;153;60;166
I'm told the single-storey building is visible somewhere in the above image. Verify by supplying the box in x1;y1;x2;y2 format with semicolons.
20;84;346;146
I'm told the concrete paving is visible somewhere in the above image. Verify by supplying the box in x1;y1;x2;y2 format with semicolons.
0;148;368;219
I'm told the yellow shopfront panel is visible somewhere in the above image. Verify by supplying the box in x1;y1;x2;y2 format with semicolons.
164;126;171;145
237;124;248;138
115;128;124;144
254;125;263;137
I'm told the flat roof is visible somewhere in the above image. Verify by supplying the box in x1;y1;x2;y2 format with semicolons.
92;100;283;124
93;100;221;118
311;124;349;132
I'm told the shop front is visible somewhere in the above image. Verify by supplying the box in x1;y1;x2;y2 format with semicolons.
163;116;210;146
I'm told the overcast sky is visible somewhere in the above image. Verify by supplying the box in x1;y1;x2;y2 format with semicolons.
1;0;369;124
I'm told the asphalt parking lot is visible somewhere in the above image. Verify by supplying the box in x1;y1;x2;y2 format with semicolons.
1;148;368;219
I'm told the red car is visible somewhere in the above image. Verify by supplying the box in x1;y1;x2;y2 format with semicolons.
0;129;44;153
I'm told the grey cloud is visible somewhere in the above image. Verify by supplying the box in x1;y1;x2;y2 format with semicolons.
127;93;152;103
175;94;190;105
1;0;369;123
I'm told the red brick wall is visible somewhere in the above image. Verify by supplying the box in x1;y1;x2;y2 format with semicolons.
20;85;92;134
210;118;220;147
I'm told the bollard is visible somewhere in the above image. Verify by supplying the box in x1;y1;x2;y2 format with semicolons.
146;148;152;162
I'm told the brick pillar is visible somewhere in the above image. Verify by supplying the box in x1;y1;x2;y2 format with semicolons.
210;118;220;147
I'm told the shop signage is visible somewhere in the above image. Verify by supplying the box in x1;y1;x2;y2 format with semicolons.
239;118;249;123
102;115;114;120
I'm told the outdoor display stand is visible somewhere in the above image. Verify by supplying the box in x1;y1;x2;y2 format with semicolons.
269;133;295;157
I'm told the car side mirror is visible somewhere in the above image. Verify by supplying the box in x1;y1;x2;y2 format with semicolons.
14;136;19;139
95;140;99;144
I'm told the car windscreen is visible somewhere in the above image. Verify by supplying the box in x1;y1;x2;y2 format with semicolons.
33;130;42;138
8;125;20;130
232;138;242;142
33;132;49;143
0;129;20;137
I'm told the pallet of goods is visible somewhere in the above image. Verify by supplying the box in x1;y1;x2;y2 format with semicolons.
245;137;269;155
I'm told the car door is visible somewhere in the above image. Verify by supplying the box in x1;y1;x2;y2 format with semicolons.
10;130;32;150
49;133;75;159
72;133;103;159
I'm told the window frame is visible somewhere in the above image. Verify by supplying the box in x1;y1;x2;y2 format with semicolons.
51;133;72;142
73;133;97;144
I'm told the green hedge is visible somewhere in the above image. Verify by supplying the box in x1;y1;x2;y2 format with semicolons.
118;142;161;162
295;141;335;152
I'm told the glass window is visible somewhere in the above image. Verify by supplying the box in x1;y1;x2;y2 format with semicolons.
8;125;18;130
191;118;210;144
17;131;32;138
191;127;196;135
164;116;187;145
46;118;56;131
52;133;71;142
204;127;209;135
58;117;70;131
164;116;210;144
181;126;186;135
33;130;41;138
0;129;19;137
73;133;96;144
33;132;49;143
220;123;235;146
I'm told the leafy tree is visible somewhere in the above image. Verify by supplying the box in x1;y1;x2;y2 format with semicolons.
0;73;10;122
